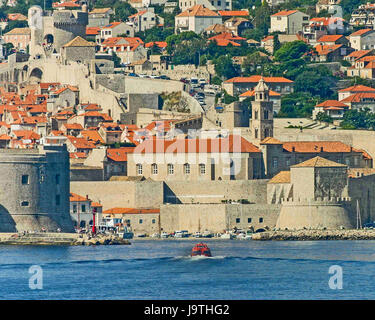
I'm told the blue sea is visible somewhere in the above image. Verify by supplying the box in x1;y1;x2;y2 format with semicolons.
1;239;375;300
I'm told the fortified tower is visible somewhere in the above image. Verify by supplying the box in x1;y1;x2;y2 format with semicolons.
0;145;74;232
250;77;274;146
28;6;88;57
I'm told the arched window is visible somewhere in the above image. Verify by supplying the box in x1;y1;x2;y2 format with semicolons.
255;128;258;139
151;163;158;175
167;164;174;175
80;221;86;228
184;163;190;175
136;163;143;175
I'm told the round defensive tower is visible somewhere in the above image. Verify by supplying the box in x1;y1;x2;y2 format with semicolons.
276;198;354;230
0;146;74;233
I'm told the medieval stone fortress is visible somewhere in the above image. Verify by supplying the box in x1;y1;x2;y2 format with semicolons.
2;0;375;236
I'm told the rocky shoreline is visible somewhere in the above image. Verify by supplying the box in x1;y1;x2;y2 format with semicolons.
0;232;130;246
251;229;375;241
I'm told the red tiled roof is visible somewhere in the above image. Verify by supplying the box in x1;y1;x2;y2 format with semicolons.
351;29;374;36
225;75;293;83
340;92;375;103
106;147;135;162
315;100;348;108
86;27;100;36
80;130;104;143
272;10;298;17
132;135;260;154
103;207;160;215
282;141;362;153
218;10;249;17
338;85;375;93
145;41;167;48
240;89;281;97
317;34;344;42
176;5;219;17
70;193;89;202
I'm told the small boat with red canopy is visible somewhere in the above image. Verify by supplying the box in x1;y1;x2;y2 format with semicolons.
191;243;212;257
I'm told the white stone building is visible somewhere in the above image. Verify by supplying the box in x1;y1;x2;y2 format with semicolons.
270;10;309;35
175;5;222;34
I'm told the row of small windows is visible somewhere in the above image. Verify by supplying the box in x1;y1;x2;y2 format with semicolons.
271;156;360;169
136;163;206;175
124;219;156;224
236;217;264;223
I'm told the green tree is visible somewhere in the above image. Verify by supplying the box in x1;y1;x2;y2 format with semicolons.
294;66;337;99
213;55;239;79
274;40;310;62
242;51;270;76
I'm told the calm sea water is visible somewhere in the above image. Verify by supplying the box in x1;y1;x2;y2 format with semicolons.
1;239;375;300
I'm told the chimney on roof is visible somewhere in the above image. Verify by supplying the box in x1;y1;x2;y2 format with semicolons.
350;146;353;152
320;146;323;152
86;194;89;200
292;146;295;152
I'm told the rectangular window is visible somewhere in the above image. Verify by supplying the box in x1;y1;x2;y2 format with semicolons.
199;164;206;175
259;217;263;223
168;164;174;175
136;164;143;175
55;174;60;185
56;195;61;206
81;204;86;212
152;219;156;224
22;175;29;185
21;201;29;207
73;204;77;213
184;163;190;175
139;219;143;224
236;218;240;223
248;218;252;223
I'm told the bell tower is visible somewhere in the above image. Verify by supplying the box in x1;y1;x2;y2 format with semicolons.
251;77;274;146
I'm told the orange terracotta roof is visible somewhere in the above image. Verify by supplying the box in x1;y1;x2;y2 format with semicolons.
132;135;260;154
67;136;96;149
12;130;40;140
80;130;104;143
339;85;375;93
69;152;87;159
283;141;360;153
86;27;100;36
103;207;160;215
314;44;343;55
145;41;167;48
272;10;298;17
340;92;375;103
70;193;89;202
317;34;344;42
218;10;249;17
106;147;135;162
63;123;84;130
225;75;293;83
176;5;219;17
128;10;147;19
315;100;348;108
351;29;374;36
345;50;372;59
240;89;281;97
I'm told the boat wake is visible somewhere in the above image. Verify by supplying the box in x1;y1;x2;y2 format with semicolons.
173;255;226;261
